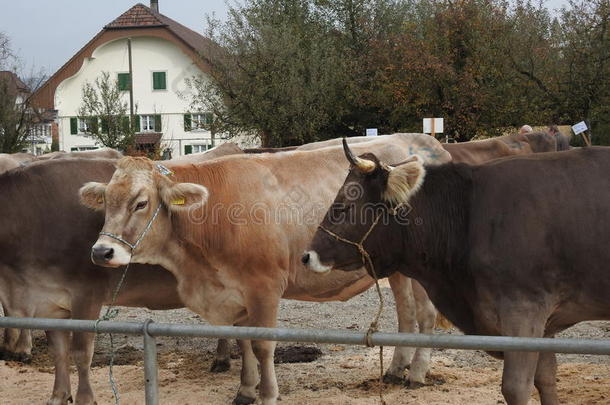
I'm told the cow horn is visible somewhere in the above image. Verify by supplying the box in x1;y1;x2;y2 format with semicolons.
342;138;376;173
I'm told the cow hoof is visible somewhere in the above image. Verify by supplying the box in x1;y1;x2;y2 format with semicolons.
46;395;72;405
406;380;425;389
210;359;231;373
2;351;32;363
233;394;256;405
382;373;405;385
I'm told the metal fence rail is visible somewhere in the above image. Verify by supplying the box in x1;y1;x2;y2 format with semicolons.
2;316;609;404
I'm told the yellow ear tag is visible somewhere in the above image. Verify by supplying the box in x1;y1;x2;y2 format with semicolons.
171;197;186;205
97;197;104;204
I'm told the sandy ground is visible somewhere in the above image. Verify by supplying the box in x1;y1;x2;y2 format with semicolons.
1;282;609;404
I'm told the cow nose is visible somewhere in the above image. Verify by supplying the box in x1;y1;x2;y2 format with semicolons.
91;245;114;264
301;252;310;265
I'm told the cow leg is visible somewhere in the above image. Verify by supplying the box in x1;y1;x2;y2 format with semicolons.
1;328;33;362
384;273;416;384
210;338;231;373
407;280;435;388
534;351;559;405
500;311;545;405
72;331;97;405
240;291;280;405
71;299;102;405
234;339;259;405
46;330;73;405
1;302;34;362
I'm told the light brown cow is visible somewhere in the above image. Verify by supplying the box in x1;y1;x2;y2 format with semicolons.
35;147;123;161
0;144;244;405
81;134;451;405
0;152;36;174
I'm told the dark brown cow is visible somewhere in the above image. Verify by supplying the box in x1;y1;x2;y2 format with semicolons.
304;142;610;405
0;159;182;405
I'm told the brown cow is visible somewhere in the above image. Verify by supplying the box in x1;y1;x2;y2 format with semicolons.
0;144;244;405
36;147;123;161
82;134;452;405
304;142;610;405
0;152;36;174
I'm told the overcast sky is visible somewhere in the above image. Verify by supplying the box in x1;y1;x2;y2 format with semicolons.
2;0;570;76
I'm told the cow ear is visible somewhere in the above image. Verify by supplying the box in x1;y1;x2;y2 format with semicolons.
382;155;425;205
79;182;107;211
157;175;209;212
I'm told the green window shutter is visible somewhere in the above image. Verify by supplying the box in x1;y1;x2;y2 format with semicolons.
88;116;99;134
153;72;166;90
134;115;140;133
122;116;130;132
204;112;213;125
154;115;162;132
101;117;109;134
118;73;130;91
70;117;78;134
184;114;192;131
184;144;193;155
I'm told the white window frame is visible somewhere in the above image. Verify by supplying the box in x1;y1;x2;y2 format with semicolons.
191;113;211;131
140;115;156;132
78;118;90;134
71;146;99;152
190;144;210;154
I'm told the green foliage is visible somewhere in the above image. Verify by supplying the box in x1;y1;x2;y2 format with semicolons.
0;33;46;153
192;0;610;146
78;71;135;151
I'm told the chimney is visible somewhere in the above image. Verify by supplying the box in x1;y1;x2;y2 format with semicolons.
150;0;159;13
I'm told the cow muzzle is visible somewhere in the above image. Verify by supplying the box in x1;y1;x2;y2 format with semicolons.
301;250;332;274
91;241;131;267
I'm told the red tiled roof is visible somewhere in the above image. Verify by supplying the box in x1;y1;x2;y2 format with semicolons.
105;3;166;29
0;71;30;94
31;2;221;109
104;3;218;56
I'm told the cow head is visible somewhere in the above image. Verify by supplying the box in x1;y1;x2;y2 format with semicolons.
302;139;425;275
79;157;208;267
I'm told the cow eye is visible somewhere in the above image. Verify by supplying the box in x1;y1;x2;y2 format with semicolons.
135;201;148;211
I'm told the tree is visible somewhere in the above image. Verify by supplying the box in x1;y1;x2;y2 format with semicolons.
0;33;46;153
191;0;356;147
78;71;135;150
507;0;610;143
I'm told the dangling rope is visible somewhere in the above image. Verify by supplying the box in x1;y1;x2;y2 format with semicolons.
94;203;162;404
318;203;406;405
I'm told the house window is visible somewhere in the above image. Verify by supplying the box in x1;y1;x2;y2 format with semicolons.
71;146;99;152
152;71;166;90
141;115;155;132
139;115;161;132
78;118;90;134
184;144;210;155
117;73;131;91
184;113;213;131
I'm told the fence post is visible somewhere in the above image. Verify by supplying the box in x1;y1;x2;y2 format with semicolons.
143;319;159;405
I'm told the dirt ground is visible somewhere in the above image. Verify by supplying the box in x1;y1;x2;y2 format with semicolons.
1;282;609;404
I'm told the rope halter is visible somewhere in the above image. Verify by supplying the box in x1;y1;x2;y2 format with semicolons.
99;203;163;252
317;201;408;405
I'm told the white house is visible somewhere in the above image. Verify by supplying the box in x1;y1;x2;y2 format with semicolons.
32;1;230;157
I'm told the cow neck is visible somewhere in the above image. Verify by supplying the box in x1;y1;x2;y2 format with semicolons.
394;163;478;334
153;235;211;282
